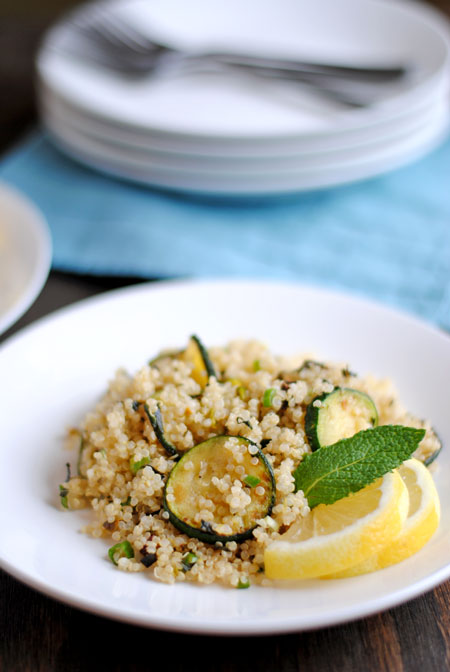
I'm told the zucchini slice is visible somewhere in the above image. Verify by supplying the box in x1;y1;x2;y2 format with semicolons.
181;335;217;388
133;401;179;457
164;435;275;544
305;387;378;451
417;429;442;467
423;444;442;467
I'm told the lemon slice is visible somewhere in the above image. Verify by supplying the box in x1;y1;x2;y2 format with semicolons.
264;470;408;580
327;458;440;578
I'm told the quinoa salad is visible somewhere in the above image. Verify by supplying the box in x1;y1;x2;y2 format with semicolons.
60;336;441;588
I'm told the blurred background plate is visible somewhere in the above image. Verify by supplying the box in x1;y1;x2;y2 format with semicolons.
39;79;450;160
36;0;450;194
0;183;52;335
38;0;450;139
43;101;450;194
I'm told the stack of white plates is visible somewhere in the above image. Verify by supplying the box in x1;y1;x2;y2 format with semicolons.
37;0;450;195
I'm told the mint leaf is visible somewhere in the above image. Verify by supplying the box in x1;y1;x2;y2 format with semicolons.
294;425;425;508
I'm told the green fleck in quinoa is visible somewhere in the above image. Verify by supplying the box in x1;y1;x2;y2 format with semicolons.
237;577;251;589
244;475;261;488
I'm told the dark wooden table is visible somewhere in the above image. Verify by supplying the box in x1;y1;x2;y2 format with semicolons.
1;1;450;670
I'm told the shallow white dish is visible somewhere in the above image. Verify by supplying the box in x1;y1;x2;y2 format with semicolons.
0;182;52;335
0;279;449;635
38;0;450;141
43;104;450;194
40;83;449;164
38;71;450;158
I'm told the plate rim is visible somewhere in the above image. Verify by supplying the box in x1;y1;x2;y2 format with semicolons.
41;112;450;194
0;182;52;336
1;549;450;636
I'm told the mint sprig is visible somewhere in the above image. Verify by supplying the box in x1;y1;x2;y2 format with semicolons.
294;425;425;508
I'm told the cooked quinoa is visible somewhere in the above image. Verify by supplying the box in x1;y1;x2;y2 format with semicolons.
61;338;440;587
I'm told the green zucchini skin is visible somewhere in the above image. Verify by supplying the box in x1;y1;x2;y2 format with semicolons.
133;401;180;457
421;429;443;467
163;435;275;544
423;445;442;467
149;336;217;387
144;403;179;458
305;387;378;452
190;335;217;380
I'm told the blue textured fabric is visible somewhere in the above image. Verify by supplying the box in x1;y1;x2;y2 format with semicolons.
1;130;450;329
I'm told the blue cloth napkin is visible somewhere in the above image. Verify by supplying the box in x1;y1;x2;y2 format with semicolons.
1;130;450;330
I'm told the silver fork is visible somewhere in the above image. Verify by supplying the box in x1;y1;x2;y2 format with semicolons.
58;3;409;108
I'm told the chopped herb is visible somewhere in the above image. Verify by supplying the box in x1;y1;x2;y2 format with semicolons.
132;400;140;412
121;496;132;507
237;577;250;589
244;474;261;488
130;456;150;474
108;541;134;565
263;388;276;407
141;552;157;568
181;551;198;571
237;417;253;429
260;439;271;449
59;484;69;509
65;462;71;482
253;359;261;372
76;434;86;477
341;366;356;378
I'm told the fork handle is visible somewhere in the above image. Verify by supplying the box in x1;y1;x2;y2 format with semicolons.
203;51;408;82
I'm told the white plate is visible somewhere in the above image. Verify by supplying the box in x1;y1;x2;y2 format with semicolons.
43;103;450;194
0;279;449;635
38;69;450;158
38;0;450;141
0;183;52;335
40;82;449;163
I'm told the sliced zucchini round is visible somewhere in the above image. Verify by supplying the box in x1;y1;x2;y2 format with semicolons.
133;401;180;457
305;387;378;451
416;429;442;467
423;445;442;467
181;335;217;388
163;435;275;544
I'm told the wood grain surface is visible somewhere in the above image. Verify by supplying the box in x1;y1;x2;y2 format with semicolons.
1;1;450;669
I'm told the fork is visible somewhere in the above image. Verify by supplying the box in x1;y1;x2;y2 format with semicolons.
59;4;409;108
